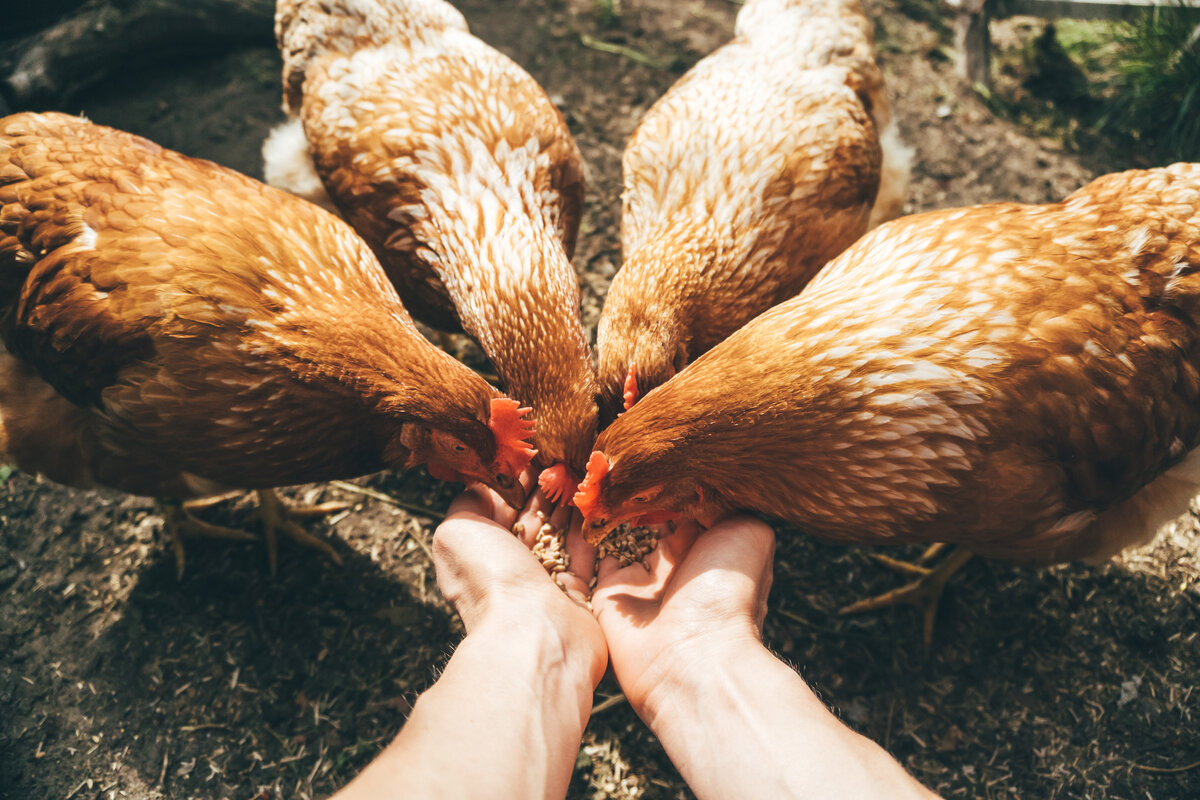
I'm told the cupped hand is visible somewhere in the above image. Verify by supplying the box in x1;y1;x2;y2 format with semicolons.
432;481;606;682
590;516;776;712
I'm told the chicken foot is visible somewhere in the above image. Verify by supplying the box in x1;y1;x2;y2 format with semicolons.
254;489;346;575
837;545;974;647
162;489;346;578
162;500;259;580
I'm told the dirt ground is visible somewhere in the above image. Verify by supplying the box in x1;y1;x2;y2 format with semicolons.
2;0;1198;798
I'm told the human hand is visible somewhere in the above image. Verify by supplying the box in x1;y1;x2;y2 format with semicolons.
590;516;775;712
338;487;608;800
432;482;606;685
589;519;941;800
509;472;597;605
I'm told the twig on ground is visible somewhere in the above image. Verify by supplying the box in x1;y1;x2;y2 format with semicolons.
592;693;628;714
579;34;672;69
1132;758;1200;773
65;779;91;800
179;723;234;733
327;481;444;519
157;737;170;788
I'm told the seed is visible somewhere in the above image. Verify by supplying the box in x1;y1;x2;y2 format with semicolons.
531;522;570;582
596;524;660;568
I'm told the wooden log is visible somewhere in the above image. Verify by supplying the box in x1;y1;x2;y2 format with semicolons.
1;0;274;109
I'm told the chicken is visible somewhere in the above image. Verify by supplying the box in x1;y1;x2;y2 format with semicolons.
0;112;536;575
575;164;1200;641
266;0;598;504
596;0;910;420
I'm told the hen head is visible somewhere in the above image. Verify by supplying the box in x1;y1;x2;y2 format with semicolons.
573;451;709;544
596;317;688;424
396;397;536;508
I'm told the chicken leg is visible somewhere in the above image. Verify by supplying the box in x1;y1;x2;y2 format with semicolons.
838;545;974;646
254;488;345;575
162;489;346;578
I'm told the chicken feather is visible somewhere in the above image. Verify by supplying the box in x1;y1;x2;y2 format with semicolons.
0;112;531;511
597;0;910;420
269;0;598;477
579;164;1200;568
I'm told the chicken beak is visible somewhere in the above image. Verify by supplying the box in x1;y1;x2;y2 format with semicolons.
584;516;621;546
491;472;528;509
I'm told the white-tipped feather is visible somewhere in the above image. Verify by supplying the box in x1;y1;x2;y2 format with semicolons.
262;118;340;214
867;118;913;229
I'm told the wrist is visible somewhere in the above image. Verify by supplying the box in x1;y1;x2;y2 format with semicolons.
627;637;939;800
468;608;606;699
628;627;765;719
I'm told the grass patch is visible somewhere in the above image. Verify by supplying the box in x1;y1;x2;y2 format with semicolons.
989;9;1200;162
1096;7;1200;160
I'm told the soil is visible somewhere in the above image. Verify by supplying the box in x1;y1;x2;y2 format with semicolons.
2;1;1198;798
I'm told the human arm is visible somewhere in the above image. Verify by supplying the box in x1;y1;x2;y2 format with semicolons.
592;517;940;800
332;486;606;800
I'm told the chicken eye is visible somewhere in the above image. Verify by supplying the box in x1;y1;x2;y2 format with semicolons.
632;495;649;503
453;444;467;453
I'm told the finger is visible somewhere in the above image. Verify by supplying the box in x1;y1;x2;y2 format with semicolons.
432;512;516;574
434;512;569;599
515;486;558;547
563;510;596;589
446;486;496;519
487;486;520;530
443;485;518;530
595;553;623;581
688;515;774;574
687;516;776;627
519;464;537;491
554;570;591;606
754;526;777;630
548;493;572;532
656;519;702;565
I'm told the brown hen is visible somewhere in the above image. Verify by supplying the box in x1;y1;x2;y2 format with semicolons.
596;0;911;420
577;164;1200;641
0;112;535;574
265;0;598;504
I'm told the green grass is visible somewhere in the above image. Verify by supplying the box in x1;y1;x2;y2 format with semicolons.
989;10;1200;163
592;0;622;28
1097;7;1200;160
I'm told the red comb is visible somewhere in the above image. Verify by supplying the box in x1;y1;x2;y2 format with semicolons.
572;451;610;519
538;463;579;505
622;365;640;412
488;397;537;476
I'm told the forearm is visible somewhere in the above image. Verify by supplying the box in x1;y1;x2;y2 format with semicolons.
638;641;939;800
333;618;597;800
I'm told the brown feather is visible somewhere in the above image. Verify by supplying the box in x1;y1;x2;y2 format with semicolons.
596;0;906;420
274;0;597;471
591;164;1200;566
0;111;510;499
